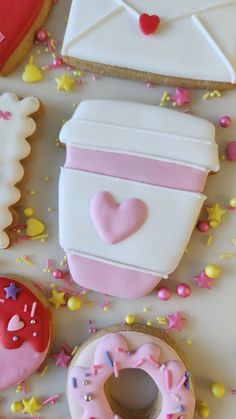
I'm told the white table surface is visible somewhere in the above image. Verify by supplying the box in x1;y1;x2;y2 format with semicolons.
0;1;236;418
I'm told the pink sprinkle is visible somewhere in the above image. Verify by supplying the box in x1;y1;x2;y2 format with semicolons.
113;361;119;378
24;304;28;312
133;358;145;368
177;375;187;389
58;287;81;296
167;415;173;419
164;369;172;390
63;343;72;353
146;355;160;368
231;389;236;394
115;347;125;353
22;381;28;394
42;394;60;405
47;258;52;269
0;299;5;303
92;365;101;375
31;302;37;318
0;32;5;43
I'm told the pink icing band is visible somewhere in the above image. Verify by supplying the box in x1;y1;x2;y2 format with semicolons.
68;333;195;419
67;253;161;299
65;146;208;192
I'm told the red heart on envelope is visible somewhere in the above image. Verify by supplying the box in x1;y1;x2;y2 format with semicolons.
139;13;160;35
0;0;49;73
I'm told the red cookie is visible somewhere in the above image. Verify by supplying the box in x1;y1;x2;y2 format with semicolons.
0;0;52;75
0;276;53;390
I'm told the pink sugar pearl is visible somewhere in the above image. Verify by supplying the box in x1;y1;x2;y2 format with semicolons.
226;141;236;161
53;269;63;279
197;220;210;232
36;28;48;42
219;116;231;128
176;283;192;298
156;286;172;301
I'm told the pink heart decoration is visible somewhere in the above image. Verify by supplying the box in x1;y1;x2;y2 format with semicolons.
7;314;25;332
139;13;160;35
90;191;147;244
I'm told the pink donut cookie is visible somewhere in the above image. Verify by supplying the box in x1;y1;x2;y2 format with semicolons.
59;100;219;298
68;324;195;419
0;275;53;390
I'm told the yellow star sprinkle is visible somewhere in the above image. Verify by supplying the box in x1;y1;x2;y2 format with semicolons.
206;203;226;223
48;289;66;309
55;73;75;92
23;397;41;416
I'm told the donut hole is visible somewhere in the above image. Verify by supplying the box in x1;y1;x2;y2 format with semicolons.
104;368;162;419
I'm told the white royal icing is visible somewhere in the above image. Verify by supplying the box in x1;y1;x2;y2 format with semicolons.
62;0;236;84
60;100;219;171
59;168;205;277
0;93;40;249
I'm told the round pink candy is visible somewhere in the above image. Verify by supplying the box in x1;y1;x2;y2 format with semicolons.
53;269;63;279
226;141;236;161
36;28;48;42
156;286;172;301
176;283;192;298
197;220;209;232
219;116;231;128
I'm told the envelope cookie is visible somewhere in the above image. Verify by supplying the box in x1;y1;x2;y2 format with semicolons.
59;100;219;298
0;0;52;75
68;324;195;419
62;0;236;89
0;276;53;390
0;93;40;249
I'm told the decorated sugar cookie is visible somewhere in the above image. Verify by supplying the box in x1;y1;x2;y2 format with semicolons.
0;276;52;391
68;324;195;419
0;0;52;75
59;100;219;298
62;0;236;89
0;93;40;249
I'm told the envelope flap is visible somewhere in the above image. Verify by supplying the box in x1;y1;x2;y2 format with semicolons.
129;0;234;20
63;0;120;50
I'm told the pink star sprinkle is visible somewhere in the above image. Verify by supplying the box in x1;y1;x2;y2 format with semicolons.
171;88;191;107
0;32;5;43
52;348;72;368
167;311;186;331
194;271;212;289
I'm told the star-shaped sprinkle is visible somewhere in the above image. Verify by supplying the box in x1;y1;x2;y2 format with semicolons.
48;289;66;309
23;397;42;416
167;311;186;331
206;203;226;223
4;282;21;300
55;73;75;92
52;348;72;368
194;271;212;289
170;88;191;107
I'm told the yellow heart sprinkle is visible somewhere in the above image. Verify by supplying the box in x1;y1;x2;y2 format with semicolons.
26;218;45;237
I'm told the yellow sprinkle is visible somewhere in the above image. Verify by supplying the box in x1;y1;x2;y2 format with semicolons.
232;238;236;246
146;320;152;326
39;364;48;377
16;384;22;393
207;235;213;246
64;15;68;23
220;253;233;259
71;346;79;356
221;155;226;160
214;90;221;97
160;91;169;106
48;208;52;212
156;316;167;325
203;92;210;100
187;339;193;345
44;176;49;181
29;190;35;196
